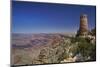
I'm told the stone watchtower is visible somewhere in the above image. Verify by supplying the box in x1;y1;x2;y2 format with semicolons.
76;14;89;37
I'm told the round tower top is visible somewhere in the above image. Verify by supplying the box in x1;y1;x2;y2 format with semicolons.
80;14;87;18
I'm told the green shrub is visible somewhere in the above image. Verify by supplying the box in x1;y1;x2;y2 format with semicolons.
76;38;96;61
70;37;96;61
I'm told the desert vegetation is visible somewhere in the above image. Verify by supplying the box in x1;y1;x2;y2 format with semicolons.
11;33;96;66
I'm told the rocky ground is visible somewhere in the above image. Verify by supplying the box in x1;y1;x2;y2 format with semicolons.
11;33;96;66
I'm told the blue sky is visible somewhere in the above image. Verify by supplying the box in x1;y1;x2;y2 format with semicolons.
12;1;96;33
